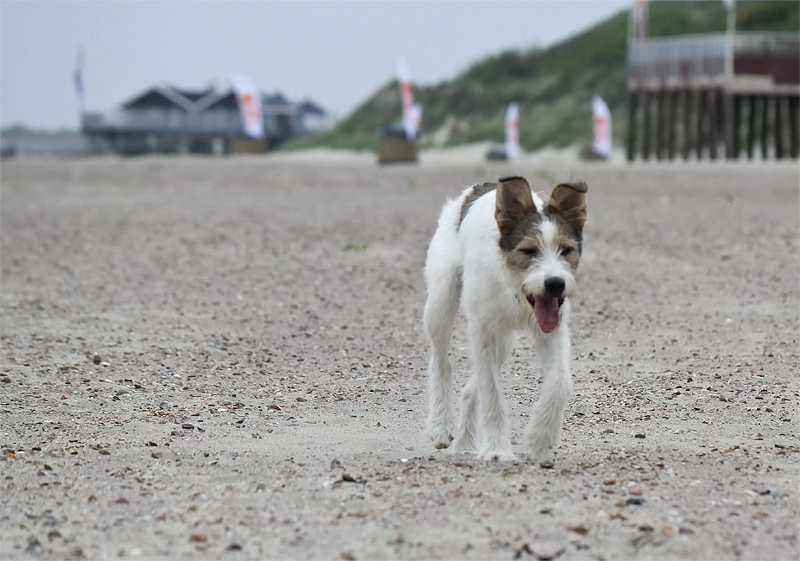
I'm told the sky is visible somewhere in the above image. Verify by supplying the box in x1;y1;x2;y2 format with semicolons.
0;0;632;131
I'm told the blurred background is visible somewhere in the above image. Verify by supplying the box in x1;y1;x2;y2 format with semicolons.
0;0;797;160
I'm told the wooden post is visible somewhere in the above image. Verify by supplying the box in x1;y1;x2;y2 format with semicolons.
724;92;735;159
789;95;799;159
746;95;756;160
775;95;784;159
667;90;677;160
655;89;665;160
731;95;741;159
694;89;706;160
761;95;770;159
709;89;719;160
627;91;638;162
642;92;652;161
682;87;693;160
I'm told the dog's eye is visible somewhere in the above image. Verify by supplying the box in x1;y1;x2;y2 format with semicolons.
560;247;574;257
520;247;539;258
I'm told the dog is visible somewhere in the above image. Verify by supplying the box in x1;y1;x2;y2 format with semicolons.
423;175;587;462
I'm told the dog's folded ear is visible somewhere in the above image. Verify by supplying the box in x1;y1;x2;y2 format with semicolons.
549;182;588;231
495;176;537;237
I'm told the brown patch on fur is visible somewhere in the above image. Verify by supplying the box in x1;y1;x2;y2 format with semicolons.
547;182;588;233
495;176;541;252
501;218;582;275
458;182;497;229
495;178;586;268
551;222;582;270
503;235;540;272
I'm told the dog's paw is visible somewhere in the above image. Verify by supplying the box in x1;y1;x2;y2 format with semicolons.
524;429;558;464
451;436;477;454
477;448;518;462
430;432;454;449
426;415;456;450
477;435;516;462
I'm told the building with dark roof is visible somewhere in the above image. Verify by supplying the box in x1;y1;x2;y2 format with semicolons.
82;83;332;155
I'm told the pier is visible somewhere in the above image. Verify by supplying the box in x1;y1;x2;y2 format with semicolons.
626;32;799;161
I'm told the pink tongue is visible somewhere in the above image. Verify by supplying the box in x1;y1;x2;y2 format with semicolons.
534;296;560;333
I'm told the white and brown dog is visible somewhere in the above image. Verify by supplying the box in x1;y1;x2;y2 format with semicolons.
423;175;587;462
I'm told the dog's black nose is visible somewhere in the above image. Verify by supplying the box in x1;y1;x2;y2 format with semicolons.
544;277;566;297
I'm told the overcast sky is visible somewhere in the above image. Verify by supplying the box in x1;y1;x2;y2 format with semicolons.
1;0;632;130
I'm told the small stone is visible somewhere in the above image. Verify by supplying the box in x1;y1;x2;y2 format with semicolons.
627;497;645;505
25;538;41;554
182;423;194;430
568;524;589;535
189;533;207;542
634;433;646;439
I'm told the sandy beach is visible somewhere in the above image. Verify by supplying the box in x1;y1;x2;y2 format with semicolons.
1;149;798;560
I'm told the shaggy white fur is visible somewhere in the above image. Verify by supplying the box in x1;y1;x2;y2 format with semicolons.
423;175;587;462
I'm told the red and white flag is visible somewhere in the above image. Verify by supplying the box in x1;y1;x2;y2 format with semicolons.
397;58;420;140
505;102;519;159
591;95;612;159
231;73;264;138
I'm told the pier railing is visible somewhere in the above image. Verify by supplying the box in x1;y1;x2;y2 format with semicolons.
628;32;800;85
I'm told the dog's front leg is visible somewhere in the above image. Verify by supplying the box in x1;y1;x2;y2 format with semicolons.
524;319;574;463
469;326;516;462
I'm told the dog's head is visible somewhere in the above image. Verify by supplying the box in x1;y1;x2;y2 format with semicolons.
494;175;588;333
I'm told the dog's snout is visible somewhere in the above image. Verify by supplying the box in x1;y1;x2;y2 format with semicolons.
544;277;566;297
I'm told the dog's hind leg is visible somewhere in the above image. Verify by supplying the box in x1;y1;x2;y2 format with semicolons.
423;266;461;449
524;307;575;463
